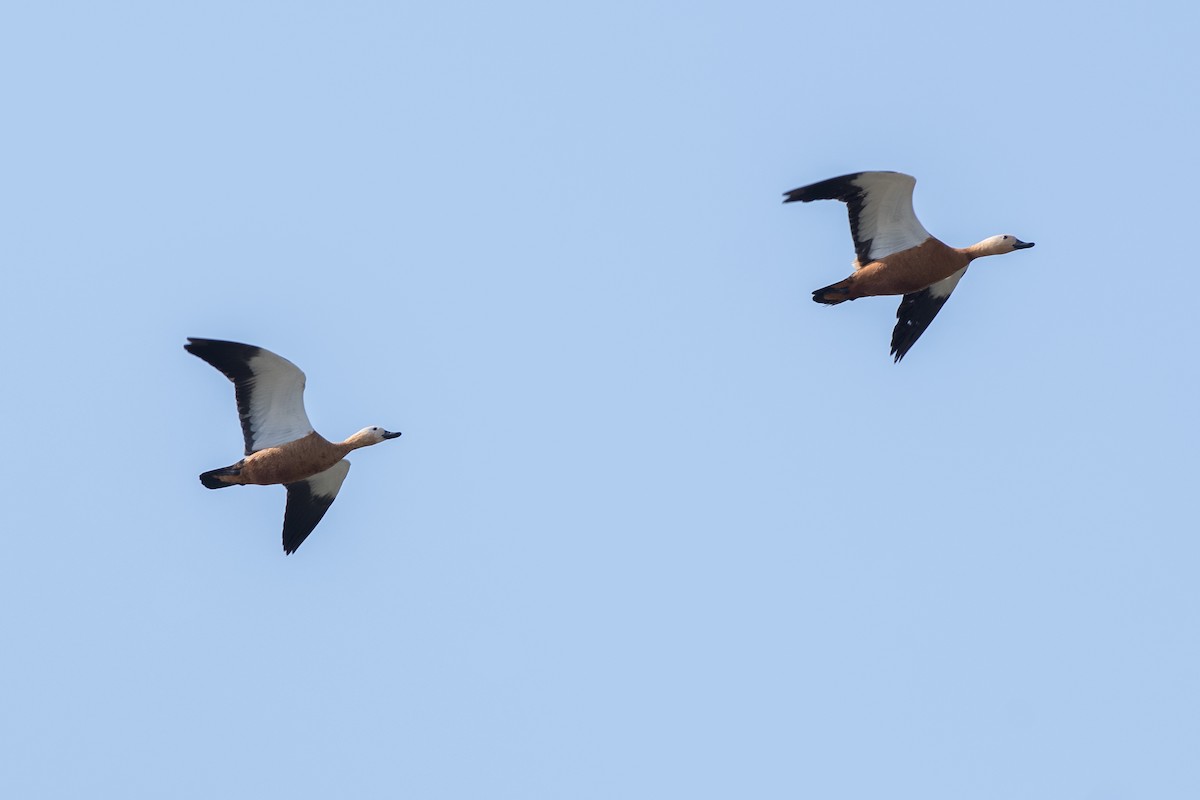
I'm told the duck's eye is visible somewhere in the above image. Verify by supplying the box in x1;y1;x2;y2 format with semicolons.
1003;236;1009;240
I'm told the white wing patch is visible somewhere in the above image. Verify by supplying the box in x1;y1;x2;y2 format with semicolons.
244;350;315;451
307;460;351;500
851;172;931;262
929;266;967;298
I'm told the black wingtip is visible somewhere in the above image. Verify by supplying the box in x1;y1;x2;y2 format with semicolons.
890;334;912;363
890;287;954;364
184;338;261;379
281;480;339;556
781;173;865;205
890;322;921;364
783;174;875;267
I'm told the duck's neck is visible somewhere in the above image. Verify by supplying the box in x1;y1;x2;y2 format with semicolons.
336;432;375;455
962;240;998;261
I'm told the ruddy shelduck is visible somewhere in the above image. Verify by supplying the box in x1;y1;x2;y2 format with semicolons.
783;171;1035;361
186;338;401;554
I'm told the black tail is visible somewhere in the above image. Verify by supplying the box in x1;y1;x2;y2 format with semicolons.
812;278;855;305
200;465;242;489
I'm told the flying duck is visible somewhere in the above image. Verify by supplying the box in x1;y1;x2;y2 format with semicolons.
783;171;1035;361
186;337;401;554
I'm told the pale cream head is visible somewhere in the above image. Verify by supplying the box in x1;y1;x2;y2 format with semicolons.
974;234;1036;257
346;426;403;448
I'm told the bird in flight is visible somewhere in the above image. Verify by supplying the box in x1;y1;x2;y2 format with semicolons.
783;171;1034;361
186;338;402;554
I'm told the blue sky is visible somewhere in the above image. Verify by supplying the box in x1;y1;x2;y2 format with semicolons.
3;1;1198;797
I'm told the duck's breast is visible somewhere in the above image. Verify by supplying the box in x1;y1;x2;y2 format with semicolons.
857;239;970;296
239;432;343;485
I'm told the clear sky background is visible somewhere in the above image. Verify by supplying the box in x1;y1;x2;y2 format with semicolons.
2;1;1198;798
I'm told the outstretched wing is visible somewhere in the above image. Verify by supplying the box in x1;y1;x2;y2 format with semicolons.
282;460;351;555
784;171;931;265
890;267;968;362
185;338;314;454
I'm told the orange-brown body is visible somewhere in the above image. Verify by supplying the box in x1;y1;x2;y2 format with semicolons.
211;431;377;487
840;238;973;299
854;239;974;298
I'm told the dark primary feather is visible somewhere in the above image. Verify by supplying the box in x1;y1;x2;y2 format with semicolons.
282;480;340;555
184;338;263;455
783;171;876;267
890;287;954;362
